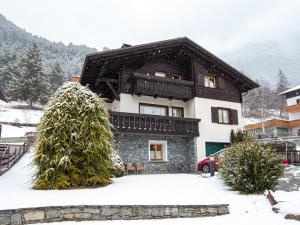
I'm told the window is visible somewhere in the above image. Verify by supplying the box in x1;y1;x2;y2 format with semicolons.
172;107;184;117
171;74;181;80
297;99;300;105
149;141;167;161
139;103;168;116
155;71;166;78
218;108;229;124
204;76;216;88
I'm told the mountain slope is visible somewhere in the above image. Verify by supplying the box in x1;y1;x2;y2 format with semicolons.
0;13;97;77
221;39;300;86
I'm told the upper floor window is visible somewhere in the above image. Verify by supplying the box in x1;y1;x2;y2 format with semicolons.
218;108;229;124
155;71;166;78
297;99;300;105
204;76;216;88
140;103;168;116
172;107;184;117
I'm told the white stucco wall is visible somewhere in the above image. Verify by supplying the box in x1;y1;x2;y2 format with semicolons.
289;111;300;120
193;97;243;160
118;93;189;116
287;96;300;106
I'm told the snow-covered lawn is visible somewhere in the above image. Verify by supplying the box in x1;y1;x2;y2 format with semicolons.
1;124;36;138
0;150;299;225
0;101;43;124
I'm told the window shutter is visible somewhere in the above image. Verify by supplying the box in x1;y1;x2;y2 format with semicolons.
230;109;238;125
211;107;219;123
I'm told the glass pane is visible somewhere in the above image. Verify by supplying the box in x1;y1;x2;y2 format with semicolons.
218;109;223;123
204;77;209;87
150;144;155;160
223;110;229;123
155;72;166;77
172;108;183;117
156;144;163;160
209;78;215;88
140;105;167;116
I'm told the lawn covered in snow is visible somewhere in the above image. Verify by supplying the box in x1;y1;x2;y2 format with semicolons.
0;150;299;225
0;101;43;124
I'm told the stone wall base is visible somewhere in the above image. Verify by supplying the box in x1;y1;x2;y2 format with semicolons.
0;204;229;225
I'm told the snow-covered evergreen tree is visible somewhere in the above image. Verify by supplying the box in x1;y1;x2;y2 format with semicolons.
275;69;290;115
48;62;65;95
7;42;48;107
0;52;20;92
219;140;284;193
33;82;115;189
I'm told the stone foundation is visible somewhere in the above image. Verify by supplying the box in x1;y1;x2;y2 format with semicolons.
0;204;229;225
115;133;197;173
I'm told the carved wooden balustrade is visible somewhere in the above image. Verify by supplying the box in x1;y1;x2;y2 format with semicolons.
131;73;194;100
110;111;200;137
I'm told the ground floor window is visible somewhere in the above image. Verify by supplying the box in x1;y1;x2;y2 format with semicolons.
149;140;167;161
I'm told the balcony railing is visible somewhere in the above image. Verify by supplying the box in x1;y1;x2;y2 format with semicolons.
131;73;194;100
110;111;200;137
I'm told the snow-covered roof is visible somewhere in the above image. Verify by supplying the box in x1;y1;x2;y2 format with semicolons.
279;85;300;95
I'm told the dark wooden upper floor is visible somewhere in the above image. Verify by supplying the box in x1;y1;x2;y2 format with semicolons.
80;37;258;103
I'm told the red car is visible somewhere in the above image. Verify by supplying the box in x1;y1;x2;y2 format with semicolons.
197;157;218;173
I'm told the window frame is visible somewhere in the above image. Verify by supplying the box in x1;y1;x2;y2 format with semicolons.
204;76;217;88
139;103;169;116
149;140;168;162
171;106;184;118
217;108;230;124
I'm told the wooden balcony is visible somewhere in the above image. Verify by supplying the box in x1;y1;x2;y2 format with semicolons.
110;111;200;137
131;73;194;100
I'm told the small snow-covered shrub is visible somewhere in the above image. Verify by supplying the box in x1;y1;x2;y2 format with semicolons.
111;152;125;177
219;140;284;193
33;82;114;189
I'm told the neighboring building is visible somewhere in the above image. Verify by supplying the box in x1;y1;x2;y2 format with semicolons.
280;85;300;136
70;76;80;83
80;37;258;173
0;87;8;103
245;119;290;138
245;85;300;138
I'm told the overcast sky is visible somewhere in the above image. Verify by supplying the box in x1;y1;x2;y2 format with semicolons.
1;0;300;54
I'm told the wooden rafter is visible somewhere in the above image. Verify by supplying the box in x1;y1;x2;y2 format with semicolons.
106;81;120;100
95;61;108;88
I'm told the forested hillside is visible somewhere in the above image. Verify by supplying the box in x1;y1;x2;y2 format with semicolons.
0;13;97;83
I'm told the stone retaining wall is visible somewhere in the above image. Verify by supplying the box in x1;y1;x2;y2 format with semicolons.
0;204;229;225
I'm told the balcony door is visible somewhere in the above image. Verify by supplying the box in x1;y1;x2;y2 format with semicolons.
139;103;168;116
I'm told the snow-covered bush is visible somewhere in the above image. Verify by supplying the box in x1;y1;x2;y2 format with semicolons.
33;82;114;189
219;140;284;193
110;152;125;177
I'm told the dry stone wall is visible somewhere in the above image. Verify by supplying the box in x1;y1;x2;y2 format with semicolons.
0;204;229;224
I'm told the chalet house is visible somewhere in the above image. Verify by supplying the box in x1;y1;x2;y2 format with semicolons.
80;37;258;173
245;85;300;138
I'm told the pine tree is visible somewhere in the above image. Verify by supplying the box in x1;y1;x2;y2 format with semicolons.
7;42;48;108
275;69;290;115
33;82;115;189
0;52;20;92
48;62;64;95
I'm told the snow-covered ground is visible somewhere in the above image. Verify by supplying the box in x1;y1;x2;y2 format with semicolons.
1;124;36;138
0;150;299;225
0;101;43;124
0;101;42;138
